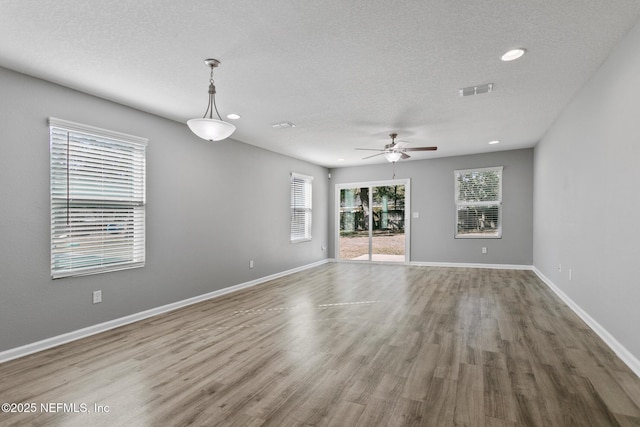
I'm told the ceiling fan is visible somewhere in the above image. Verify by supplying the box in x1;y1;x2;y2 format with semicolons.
355;133;437;162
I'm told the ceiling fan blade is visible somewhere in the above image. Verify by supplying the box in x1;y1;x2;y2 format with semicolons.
403;146;438;151
362;152;385;160
355;135;434;161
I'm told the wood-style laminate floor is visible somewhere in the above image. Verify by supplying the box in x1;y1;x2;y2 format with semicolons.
1;264;639;426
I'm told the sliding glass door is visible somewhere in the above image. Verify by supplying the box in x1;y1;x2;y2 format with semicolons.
337;180;409;262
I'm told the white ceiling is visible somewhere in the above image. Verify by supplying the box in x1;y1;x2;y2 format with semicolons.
1;1;640;168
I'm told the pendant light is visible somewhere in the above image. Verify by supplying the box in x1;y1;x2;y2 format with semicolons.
187;59;236;141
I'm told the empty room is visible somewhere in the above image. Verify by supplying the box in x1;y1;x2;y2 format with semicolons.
1;1;640;426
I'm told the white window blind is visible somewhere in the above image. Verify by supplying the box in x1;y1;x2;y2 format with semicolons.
49;118;147;278
455;166;502;238
290;172;313;242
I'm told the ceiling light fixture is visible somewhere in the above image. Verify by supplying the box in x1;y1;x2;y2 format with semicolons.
501;48;526;62
187;59;236;141
489;140;500;145
226;113;241;120
384;151;402;163
272;121;296;129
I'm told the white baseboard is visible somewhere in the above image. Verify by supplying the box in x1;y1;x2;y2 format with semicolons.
410;261;533;270
533;267;640;379
0;259;329;364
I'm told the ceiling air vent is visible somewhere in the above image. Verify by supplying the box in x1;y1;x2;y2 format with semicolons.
459;83;493;97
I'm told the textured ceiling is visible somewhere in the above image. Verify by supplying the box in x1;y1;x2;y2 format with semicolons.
1;1;640;167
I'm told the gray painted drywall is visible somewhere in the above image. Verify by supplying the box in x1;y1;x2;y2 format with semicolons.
0;67;329;352
534;21;640;360
329;149;534;265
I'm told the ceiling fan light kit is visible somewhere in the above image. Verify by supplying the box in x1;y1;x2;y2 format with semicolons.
384;151;402;163
187;58;237;142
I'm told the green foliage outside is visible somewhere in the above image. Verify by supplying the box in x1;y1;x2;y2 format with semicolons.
456;170;501;235
340;185;405;235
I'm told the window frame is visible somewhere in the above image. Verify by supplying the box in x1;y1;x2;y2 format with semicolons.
49;117;147;279
290;172;313;243
454;166;503;239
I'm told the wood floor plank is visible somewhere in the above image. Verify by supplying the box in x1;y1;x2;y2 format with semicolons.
611;368;640;409
454;363;485;426
354;396;395;427
586;366;640;417
1;263;639;426
483;365;518;423
387;398;430;427
613;413;640;427
322;400;365;427
421;376;457;426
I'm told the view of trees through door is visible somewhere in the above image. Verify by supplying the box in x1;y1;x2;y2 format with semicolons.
338;182;407;262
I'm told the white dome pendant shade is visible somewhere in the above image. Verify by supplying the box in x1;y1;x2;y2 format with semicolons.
187;118;235;141
187;58;236;142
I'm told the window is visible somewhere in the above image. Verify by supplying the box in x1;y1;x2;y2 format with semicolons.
290;172;313;242
50;118;147;278
455;166;502;238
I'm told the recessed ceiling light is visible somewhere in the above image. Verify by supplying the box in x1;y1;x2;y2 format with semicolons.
489;140;500;145
501;48;526;62
337;158;345;162
272;121;296;129
226;113;241;120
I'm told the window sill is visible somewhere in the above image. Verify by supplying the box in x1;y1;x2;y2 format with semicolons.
291;238;312;244
455;234;502;239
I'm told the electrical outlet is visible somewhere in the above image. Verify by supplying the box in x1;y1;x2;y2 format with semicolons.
482;247;487;254
93;290;102;304
249;260;254;269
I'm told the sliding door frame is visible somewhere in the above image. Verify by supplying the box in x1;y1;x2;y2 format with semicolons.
335;179;410;264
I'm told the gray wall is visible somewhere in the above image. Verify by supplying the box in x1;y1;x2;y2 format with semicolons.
0;67;329;352
329;149;534;265
534;21;640;359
